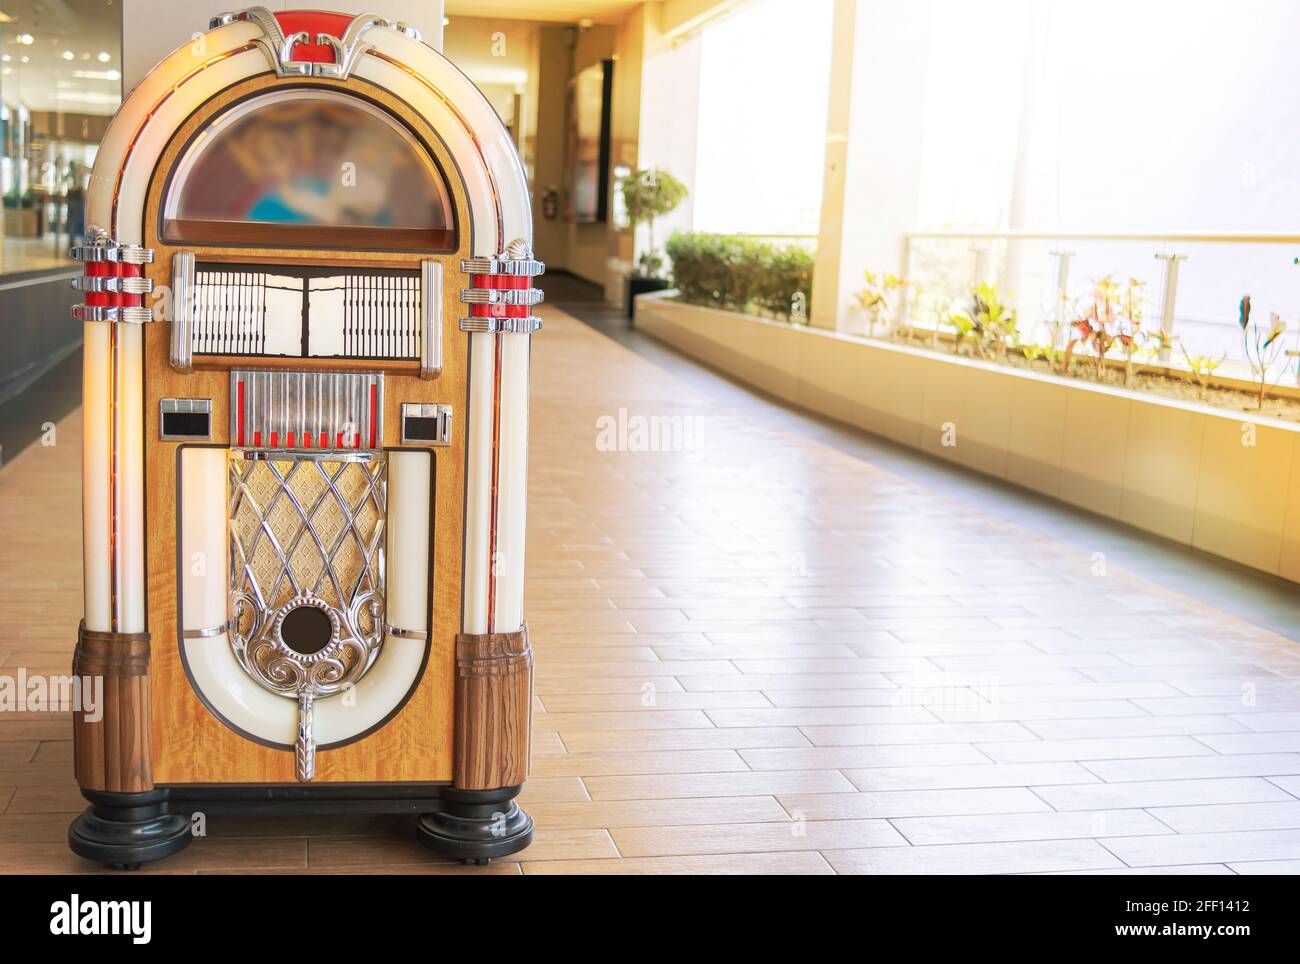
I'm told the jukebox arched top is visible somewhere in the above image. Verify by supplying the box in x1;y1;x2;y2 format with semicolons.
85;6;532;258
162;88;458;251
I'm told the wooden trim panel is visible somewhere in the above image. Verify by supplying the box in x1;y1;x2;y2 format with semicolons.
453;624;532;790
72;621;153;793
162;220;456;252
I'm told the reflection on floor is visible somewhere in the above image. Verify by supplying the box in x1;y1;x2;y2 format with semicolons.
1;300;1299;874
0;347;81;470
552;274;1300;644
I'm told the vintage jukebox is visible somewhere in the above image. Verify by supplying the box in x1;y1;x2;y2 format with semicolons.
67;8;541;867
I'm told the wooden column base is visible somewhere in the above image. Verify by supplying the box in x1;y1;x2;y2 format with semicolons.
453;623;533;790
72;620;153;793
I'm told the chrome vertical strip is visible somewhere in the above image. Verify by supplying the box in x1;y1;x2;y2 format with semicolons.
420;259;443;379
171;252;196;373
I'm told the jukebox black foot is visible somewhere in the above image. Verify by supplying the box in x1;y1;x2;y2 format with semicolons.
68;789;193;868
416;786;533;863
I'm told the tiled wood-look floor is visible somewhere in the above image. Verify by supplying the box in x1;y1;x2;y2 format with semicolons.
3;307;1300;874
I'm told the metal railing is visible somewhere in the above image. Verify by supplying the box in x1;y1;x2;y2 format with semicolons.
898;228;1300;367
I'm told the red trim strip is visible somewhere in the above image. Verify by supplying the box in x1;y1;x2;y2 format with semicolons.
236;380;245;447
368;382;378;449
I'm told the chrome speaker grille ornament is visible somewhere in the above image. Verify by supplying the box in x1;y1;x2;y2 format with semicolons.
228;454;387;781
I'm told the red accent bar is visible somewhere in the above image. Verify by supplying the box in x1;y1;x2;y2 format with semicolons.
368;383;378;449
253;431;262;447
287;432;295;448
119;262;144;310
86;262;109;308
270;431;278;448
470;272;531;318
273;10;351;63
320;431;328;448
236;381;246;447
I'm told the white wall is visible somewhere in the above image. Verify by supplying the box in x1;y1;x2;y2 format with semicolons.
122;0;445;91
812;0;932;331
913;0;1300;364
692;0;832;236
635;30;703;255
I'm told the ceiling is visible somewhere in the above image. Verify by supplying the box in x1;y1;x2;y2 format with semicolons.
444;0;642;26
0;0;121;114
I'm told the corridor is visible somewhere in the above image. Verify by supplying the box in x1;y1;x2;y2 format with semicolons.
2;305;1300;873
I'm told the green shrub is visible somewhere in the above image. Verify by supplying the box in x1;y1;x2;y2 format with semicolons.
665;231;813;321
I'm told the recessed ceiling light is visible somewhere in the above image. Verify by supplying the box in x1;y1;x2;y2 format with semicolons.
61;50;74;61
105;69;120;80
1;54;10;62
17;32;33;45
97;51;111;63
19;54;28;63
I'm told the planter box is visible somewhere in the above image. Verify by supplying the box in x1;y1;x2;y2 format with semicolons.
627;276;670;319
636;292;1300;584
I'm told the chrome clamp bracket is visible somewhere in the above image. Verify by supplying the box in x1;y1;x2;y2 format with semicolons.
459;316;543;334
459;255;546;277
70;228;154;266
459;241;545;336
459;287;544;307
71;227;156;325
72;305;155;325
71;275;154;295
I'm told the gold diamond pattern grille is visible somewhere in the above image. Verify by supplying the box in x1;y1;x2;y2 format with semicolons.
230;457;387;627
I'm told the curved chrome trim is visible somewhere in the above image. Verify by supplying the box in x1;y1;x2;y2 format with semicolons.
183;618;236;639
459;316;542;334
108;44;261;233
362;47;507;246
384;624;429;640
213;7;313;76
316;14;420;80
459;287;544;307
213;7;421;81
71;274;154;294
72;304;154;325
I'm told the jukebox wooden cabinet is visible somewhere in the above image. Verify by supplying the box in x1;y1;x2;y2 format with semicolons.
67;8;540;867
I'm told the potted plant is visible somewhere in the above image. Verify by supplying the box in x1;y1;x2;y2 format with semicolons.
620;167;688;318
